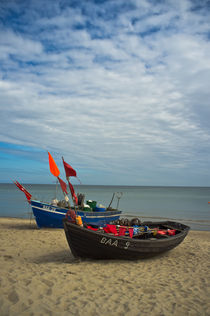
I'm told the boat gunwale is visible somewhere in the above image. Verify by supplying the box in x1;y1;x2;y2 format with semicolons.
63;219;190;244
31;199;122;216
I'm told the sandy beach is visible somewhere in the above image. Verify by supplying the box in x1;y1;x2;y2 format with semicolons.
0;217;209;316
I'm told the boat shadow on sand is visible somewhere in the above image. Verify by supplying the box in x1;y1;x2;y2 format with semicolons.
32;249;172;265
1;220;37;230
32;250;78;264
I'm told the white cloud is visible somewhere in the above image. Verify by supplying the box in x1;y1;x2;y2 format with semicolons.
0;0;210;185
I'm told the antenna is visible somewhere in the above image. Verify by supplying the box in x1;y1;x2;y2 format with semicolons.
116;192;123;209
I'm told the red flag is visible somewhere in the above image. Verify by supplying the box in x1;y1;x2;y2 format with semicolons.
14;181;32;203
62;157;77;178
68;181;78;205
58;177;68;195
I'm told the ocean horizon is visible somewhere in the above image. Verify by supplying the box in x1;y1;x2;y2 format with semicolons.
1;183;210;231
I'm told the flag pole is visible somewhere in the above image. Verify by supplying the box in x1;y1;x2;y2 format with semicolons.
62;156;78;207
55;178;58;199
57;176;71;208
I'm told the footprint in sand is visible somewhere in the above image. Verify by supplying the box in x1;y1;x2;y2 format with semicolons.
8;289;19;304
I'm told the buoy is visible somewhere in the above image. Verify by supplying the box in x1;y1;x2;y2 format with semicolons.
76;215;83;226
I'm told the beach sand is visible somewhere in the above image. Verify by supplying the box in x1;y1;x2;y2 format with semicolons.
0;217;209;316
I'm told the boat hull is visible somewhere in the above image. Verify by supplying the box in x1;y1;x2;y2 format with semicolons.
31;200;121;228
63;220;190;260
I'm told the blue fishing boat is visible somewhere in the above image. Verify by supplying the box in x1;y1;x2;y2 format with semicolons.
31;200;121;228
14;152;122;228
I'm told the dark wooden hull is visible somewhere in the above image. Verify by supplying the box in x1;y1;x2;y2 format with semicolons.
63;219;190;260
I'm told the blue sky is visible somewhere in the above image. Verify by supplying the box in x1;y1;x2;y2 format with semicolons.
0;0;210;186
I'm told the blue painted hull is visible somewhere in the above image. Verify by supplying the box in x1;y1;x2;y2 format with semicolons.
31;200;121;228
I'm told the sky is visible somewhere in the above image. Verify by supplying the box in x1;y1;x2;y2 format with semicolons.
0;0;210;186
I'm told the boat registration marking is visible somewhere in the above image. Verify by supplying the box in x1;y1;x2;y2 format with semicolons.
43;205;55;211
124;241;130;249
32;205;66;215
100;237;130;249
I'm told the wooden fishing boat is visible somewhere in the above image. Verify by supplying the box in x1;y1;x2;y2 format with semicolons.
63;218;190;260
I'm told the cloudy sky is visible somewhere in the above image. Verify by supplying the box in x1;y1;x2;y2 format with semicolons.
0;0;210;186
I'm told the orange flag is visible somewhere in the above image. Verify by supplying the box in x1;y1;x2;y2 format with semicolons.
48;152;60;177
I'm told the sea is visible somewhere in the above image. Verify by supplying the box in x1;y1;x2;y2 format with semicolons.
1;183;210;231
